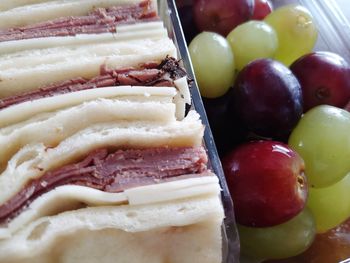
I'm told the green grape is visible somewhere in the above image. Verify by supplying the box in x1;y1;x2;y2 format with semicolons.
189;32;235;98
227;20;278;70
288;105;350;187
264;4;318;66
238;208;316;261
307;172;350;233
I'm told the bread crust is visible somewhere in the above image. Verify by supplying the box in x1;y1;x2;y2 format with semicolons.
0;194;223;263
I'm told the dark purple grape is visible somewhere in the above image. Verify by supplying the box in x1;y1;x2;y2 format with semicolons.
203;88;248;157
290;51;350;112
177;5;200;44
231;58;303;139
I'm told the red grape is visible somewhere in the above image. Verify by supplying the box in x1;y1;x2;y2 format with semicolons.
193;0;254;36
290;52;350;112
222;140;307;227
252;0;273;20
231;59;303;139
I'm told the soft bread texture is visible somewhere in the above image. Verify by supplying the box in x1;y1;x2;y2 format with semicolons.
0;175;220;239
0;38;173;72
0;111;204;206
0;22;167;55
0;0;157;28
0;36;173;71
0;92;177;171
0;86;177;127
0;0;54;11
0;37;177;98
0;194;224;263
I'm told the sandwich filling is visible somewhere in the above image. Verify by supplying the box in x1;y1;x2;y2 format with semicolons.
0;146;208;225
0;56;188;110
0;0;157;42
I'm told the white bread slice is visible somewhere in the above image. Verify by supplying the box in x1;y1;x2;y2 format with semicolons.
0;86;177;128
0;94;177;171
0;194;224;263
0;0;55;12
0;111;204;206
0;0;157;28
0;35;172;71
0;22;168;55
0;175;220;239
0;37;177;98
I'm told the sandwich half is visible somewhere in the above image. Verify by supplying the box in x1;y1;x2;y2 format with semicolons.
0;99;224;263
0;0;161;53
0;0;191;120
0;1;226;263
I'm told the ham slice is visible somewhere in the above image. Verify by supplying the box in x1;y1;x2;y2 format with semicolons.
0;146;208;225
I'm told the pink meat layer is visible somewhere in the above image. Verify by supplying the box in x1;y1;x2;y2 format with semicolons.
0;146;208;225
0;0;158;42
0;57;188;110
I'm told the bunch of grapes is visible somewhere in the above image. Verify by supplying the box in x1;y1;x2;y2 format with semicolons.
177;0;350;262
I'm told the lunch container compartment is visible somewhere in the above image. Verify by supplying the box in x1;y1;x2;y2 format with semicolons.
159;0;241;262
160;0;350;262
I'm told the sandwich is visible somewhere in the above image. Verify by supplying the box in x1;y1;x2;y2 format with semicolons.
0;0;161;53
0;0;189;118
0;94;224;263
0;1;226;263
0;55;191;122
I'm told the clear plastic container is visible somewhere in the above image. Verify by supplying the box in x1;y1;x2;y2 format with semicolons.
273;0;350;61
163;0;350;262
159;1;240;263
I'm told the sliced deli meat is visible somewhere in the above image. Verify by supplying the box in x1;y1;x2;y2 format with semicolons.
0;1;158;42
0;110;205;217
0;37;178;98
0;56;188;110
0;1;162;55
0;21;168;55
0;146;208;225
0;0;158;29
0;175;220;239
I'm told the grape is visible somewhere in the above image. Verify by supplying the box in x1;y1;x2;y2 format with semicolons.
177;5;200;44
193;0;254;36
202;90;247;157
222;140;307;227
288;105;350;187
231;59;303;139
227;20;278;70
239;208;316;261
252;0;273;20
290;51;350;112
264;4;318;66
268;217;350;263
307;172;350;233
189;32;235;98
